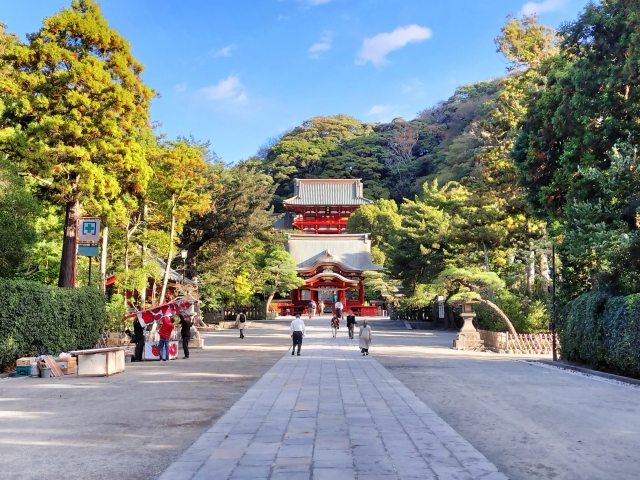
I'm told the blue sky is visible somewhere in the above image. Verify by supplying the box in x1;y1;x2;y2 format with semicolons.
2;0;587;163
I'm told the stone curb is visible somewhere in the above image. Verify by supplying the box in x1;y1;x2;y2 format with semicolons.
535;360;640;387
0;371;16;379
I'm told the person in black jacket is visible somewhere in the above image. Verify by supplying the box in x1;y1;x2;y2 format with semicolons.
126;318;146;361
179;314;194;359
346;312;357;339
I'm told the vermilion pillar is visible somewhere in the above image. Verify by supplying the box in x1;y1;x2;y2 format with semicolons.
359;281;365;305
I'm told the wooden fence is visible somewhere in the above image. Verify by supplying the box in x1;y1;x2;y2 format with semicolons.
479;329;559;355
390;303;462;330
203;304;266;323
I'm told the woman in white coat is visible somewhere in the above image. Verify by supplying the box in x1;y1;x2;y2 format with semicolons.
359;319;372;356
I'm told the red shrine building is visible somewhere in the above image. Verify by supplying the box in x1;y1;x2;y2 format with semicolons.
274;178;383;316
283;178;372;234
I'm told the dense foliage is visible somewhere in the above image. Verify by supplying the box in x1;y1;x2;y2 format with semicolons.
560;292;640;377
515;0;640;299
0;279;106;371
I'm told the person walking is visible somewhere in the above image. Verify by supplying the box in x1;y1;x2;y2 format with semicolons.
179;314;193;359
158;316;175;361
334;299;344;320
330;314;339;338
318;301;325;316
307;300;314;319
346;312;356;339
359;319;372;356
290;313;306;356
236;311;247;339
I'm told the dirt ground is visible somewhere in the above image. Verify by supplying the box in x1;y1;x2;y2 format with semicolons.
368;318;640;480
0;321;291;480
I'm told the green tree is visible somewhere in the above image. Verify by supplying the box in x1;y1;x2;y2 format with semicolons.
433;267;517;334
515;0;640;217
262;115;372;209
0;158;40;275
559;146;640;298
314;134;390;200
181;160;274;279
0;0;154;287
260;247;305;312
149;140;211;303
494;14;558;71
347;198;401;265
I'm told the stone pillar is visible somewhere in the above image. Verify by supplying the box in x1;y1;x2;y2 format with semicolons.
453;302;484;350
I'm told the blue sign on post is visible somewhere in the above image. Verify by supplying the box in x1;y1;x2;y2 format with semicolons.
77;245;99;257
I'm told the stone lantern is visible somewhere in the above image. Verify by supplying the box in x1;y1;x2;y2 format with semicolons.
453;301;484;350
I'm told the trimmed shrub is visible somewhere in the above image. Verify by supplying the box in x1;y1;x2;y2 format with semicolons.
560;292;640;377
475;290;550;333
0;279;106;371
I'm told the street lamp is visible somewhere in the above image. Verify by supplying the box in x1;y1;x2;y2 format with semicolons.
180;249;188;287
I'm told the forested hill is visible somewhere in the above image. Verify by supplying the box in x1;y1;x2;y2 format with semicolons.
258;78;500;210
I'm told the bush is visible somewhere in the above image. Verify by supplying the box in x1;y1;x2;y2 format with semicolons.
104;294;130;332
0;279;106;371
560;292;640;377
475;290;550;333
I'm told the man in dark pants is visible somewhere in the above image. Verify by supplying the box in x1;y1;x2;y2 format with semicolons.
126;318;145;361
179;314;193;359
346;312;357;339
290;314;306;356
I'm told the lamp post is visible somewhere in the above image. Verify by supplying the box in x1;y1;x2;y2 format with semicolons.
180;249;188;287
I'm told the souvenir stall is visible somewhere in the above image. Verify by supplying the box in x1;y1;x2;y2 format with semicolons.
121;297;197;361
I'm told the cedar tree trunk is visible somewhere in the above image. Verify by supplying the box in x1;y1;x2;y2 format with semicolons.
58;199;81;288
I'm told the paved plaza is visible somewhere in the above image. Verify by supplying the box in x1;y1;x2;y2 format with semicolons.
160;320;507;480
3;317;640;479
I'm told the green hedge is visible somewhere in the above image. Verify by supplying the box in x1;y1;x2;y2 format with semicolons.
560;292;640;377
0;279;106;371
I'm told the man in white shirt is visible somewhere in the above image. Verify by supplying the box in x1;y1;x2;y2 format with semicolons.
334;300;344;319
290;314;306;356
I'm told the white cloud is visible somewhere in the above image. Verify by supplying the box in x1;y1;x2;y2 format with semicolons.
277;15;290;21
174;82;187;93
199;76;248;105
520;0;567;16
356;25;432;67
213;44;236;57
367;105;404;123
309;32;333;59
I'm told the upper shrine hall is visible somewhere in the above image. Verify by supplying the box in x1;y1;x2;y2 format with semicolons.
283;178;372;234
275;178;383;316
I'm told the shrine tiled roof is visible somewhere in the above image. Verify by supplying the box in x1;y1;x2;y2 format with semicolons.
157;258;197;285
286;234;383;272
283;179;372;206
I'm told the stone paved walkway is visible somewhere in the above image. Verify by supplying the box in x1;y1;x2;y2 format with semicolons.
159;322;508;480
